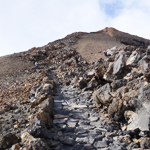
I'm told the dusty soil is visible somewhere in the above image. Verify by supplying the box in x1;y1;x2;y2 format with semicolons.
0;52;37;106
73;27;150;63
73;32;125;63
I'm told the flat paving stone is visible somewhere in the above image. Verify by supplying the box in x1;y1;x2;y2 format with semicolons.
67;120;77;128
94;140;108;148
75;127;88;134
59;136;75;145
54;103;62;110
51;85;122;149
53;118;68;124
54;114;68;119
90;116;99;122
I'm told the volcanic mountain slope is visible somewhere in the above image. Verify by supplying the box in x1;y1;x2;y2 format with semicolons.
1;27;150;149
73;27;150;63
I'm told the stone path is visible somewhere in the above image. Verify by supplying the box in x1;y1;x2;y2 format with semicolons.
50;85;128;150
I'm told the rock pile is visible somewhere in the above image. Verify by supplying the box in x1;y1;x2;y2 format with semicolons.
1;28;150;149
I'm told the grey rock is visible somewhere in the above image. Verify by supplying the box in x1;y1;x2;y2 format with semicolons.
76;127;88;134
90;116;99;122
94;140;108;148
22;117;52;139
111;79;127;91
93;83;112;105
54;102;62;110
67;120;77;128
140;137;150;149
84;143;94;150
59;136;75;145
146;45;150;56
0;133;18;150
138;56;150;72
76;137;88;143
113;51;125;75
53;118;67;124
104;46;117;57
126;50;143;66
88;136;95;144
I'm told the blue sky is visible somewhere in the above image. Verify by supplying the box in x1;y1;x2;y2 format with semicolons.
0;0;150;57
99;1;124;17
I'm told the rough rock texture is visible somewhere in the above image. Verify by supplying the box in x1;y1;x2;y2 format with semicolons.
1;27;150;149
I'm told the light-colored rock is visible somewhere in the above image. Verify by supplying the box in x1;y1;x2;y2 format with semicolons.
71;104;87;109
11;143;20;150
93;83;112;105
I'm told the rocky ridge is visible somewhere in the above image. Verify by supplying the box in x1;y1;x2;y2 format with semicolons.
1;28;150;149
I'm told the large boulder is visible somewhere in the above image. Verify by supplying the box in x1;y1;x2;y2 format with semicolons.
108;85;138;121
20;132;50;150
111;79;127;91
94;58;108;79
113;51;125;75
93;83;112;106
0;133;18;150
35;98;54;125
86;77;99;90
126;49;144;66
22;117;52;139
138;56;150;72
103;62;116;82
125;83;150;132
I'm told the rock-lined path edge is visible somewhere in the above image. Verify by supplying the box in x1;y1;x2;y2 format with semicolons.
50;85;128;150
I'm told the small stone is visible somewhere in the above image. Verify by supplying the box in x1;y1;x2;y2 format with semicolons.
28;115;34;122
50;140;61;147
54;114;68;119
14;125;19;129
140;137;150;149
71;105;87;109
53;119;68;124
61;127;75;132
80;125;95;130
94;140;108;148
14;108;21;114
90;116;99;122
122;125;127;131
67;120;77;128
54;103;62;110
76;137;88;143
69;118;79;122
84;144;93;150
57;124;66;128
104;114;109;118
76;127;87;134
0;133;18;149
88;136;95;144
11;143;20;150
59;136;75;145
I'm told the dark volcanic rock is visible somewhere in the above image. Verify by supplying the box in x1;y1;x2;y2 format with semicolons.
22;117;52;139
0;133;18;150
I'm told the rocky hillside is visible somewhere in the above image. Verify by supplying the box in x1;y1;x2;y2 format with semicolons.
1;27;150;149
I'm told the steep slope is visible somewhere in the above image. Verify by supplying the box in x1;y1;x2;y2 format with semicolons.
73;27;150;63
1;28;150;149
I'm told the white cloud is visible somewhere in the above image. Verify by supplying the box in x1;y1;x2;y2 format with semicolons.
0;0;150;56
109;0;150;39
